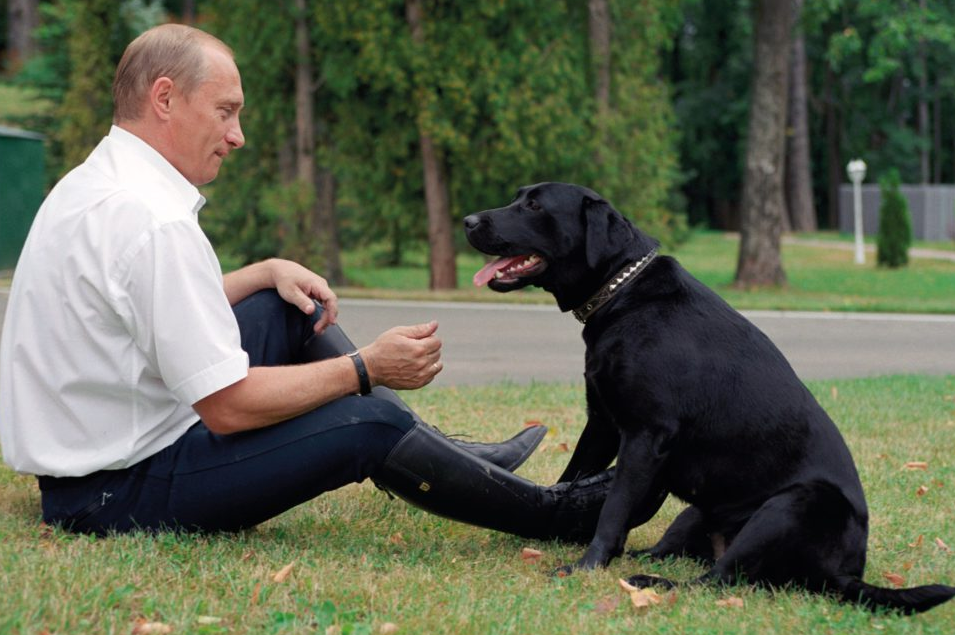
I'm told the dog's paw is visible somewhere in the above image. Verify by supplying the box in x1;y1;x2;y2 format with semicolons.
626;574;677;590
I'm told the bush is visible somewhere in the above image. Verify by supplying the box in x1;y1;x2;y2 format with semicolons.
876;169;912;268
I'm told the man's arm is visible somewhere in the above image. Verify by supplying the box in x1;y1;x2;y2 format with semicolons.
193;322;443;434
223;258;339;334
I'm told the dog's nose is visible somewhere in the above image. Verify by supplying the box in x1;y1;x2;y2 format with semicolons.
463;214;481;231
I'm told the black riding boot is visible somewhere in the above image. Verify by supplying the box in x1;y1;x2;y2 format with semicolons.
373;423;614;543
301;324;546;472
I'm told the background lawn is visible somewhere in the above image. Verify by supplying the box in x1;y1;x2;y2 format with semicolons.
335;231;955;314
2;375;954;634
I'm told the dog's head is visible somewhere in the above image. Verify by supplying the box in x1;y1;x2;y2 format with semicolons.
464;182;658;311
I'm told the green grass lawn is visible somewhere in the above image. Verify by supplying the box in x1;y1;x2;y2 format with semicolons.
338;231;955;314
2;375;954;634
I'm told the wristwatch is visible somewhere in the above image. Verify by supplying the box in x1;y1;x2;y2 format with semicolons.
345;350;372;396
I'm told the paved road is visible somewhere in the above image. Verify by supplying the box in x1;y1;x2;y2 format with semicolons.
331;299;955;386
2;290;954;385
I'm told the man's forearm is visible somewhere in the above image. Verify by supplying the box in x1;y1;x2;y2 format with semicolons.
223;260;276;305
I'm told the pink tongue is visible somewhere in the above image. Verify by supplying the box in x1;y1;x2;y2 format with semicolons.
473;255;529;287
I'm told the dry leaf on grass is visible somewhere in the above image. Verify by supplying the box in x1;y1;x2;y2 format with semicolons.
250;581;262;605
326;626;342;635
916;485;930;497
882;572;905;587
524;420;543;428
618;578;662;613
379;622;399;634
903;461;929;470
556;442;569;452
388;532;405;546
715;596;744;608
935;537;951;553
131;619;173;634
909;535;924;548
830;386;838;399
520;547;543;563
272;562;295;583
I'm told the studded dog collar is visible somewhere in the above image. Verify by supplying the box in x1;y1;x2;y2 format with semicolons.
572;248;658;324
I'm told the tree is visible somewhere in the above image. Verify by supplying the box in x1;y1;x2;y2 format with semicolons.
405;0;456;290
735;0;793;288
875;169;912;268
785;0;816;232
6;0;40;73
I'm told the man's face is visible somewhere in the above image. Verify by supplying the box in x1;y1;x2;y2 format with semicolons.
168;46;245;186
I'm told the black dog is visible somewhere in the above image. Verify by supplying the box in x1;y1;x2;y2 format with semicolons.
464;182;955;614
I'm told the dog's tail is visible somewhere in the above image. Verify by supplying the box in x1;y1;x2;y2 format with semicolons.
834;576;955;614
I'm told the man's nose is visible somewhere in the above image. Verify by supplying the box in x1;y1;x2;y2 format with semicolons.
227;121;245;149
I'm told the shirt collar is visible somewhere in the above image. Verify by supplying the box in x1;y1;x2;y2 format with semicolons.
106;125;207;218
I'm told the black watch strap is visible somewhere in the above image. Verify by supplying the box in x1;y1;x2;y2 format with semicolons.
345;350;372;395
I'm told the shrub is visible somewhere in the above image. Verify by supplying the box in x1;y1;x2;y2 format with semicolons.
876;169;912;268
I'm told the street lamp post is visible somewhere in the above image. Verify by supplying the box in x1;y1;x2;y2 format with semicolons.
846;159;867;265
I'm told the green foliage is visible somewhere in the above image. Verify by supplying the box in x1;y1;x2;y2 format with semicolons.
876;169;913;268
204;0;682;268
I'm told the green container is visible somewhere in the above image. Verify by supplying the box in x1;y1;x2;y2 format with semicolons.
0;125;45;270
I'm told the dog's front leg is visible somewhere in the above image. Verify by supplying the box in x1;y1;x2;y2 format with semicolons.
556;432;668;574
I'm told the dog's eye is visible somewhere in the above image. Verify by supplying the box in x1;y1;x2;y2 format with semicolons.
525;199;542;212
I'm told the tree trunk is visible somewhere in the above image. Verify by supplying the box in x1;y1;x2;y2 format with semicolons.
784;0;816;232
735;0;792;288
589;0;611;165
6;0;39;73
293;0;343;284
918;0;929;184
406;0;457;290
823;61;841;229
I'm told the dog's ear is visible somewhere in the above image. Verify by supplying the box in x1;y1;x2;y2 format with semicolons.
583;196;632;269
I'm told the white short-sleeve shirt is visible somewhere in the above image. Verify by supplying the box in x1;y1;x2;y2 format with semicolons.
0;126;249;476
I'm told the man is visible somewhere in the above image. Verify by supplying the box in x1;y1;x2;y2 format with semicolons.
0;24;612;539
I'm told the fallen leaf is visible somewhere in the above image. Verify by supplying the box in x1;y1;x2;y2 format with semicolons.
903;461;928;471
593;595;621;614
131;619;173;634
326;626;342;635
379;623;399;634
273;562;295;583
936;537;951;553
715;596;744;608
250;582;262;605
617;579;662;613
241;550;255;561
556;442;569;452
524;420;543;428
909;535;924;548
902;562;913;571
520;547;543;563
882;572;905;587
629;588;662;611
388;533;405;547
916;485;929;497
831;386;838;399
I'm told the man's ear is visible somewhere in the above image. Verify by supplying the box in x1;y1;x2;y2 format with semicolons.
583;195;632;269
149;77;175;121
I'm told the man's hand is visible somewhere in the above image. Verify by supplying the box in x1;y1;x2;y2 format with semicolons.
361;322;443;390
269;259;339;334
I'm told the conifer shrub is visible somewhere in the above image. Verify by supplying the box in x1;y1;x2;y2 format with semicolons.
876;169;912;268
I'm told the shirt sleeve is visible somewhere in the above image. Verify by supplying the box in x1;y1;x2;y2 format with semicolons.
116;218;249;406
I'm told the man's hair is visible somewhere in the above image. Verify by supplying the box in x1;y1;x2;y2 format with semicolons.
112;23;233;123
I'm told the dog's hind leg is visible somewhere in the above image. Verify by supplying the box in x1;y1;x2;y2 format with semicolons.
626;481;863;594
692;482;862;592
629;505;716;564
